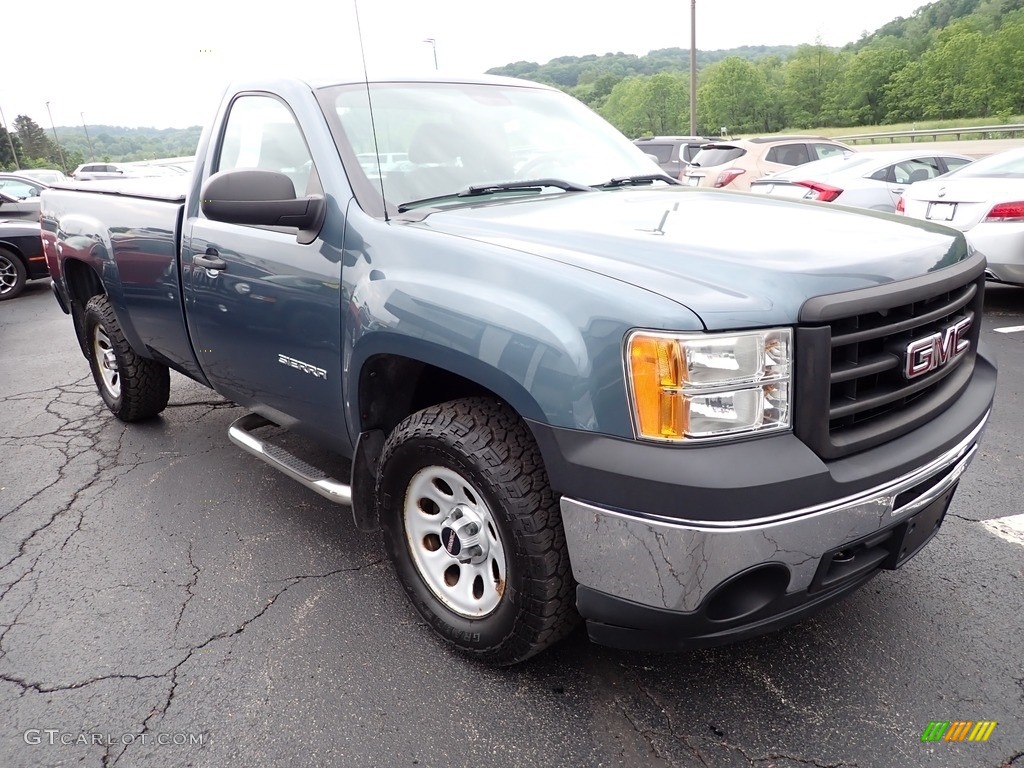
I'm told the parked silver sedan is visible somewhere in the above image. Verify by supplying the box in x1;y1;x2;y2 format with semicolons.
748;149;973;213
897;147;1024;286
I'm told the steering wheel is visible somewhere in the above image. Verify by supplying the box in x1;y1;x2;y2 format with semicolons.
517;151;574;179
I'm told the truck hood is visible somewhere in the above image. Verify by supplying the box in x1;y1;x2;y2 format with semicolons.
406;188;967;329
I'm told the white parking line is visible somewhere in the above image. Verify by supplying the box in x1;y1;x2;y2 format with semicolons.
993;325;1024;334
982;514;1024;547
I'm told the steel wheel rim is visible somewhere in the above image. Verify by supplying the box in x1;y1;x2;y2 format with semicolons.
92;325;121;398
0;256;16;293
403;465;507;618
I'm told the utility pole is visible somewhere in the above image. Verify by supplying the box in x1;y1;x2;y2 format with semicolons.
45;101;68;174
0;103;20;169
81;112;95;159
424;38;438;70
689;0;697;136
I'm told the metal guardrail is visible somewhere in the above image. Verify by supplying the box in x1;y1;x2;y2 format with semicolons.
836;124;1024;144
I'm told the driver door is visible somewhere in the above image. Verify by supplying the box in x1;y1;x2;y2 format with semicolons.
183;93;345;439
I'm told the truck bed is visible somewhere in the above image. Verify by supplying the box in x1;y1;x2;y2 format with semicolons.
42;182;202;381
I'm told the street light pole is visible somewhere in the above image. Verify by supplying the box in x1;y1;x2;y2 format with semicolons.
0;103;20;170
689;0;697;136
424;38;438;70
45;101;68;174
81;112;95;159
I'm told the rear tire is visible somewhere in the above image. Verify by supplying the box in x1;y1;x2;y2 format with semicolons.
83;295;170;421
0;249;27;301
377;397;579;665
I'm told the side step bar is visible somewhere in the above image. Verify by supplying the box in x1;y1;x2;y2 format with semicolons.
228;413;352;506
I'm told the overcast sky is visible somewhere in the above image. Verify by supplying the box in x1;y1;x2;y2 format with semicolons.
2;0;929;131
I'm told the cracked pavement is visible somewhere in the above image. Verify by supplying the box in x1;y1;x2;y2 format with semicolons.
1;282;1022;767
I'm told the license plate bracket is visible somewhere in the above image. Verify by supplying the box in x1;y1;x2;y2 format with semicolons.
882;482;957;569
927;201;956;221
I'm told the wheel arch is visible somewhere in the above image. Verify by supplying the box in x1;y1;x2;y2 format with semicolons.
351;337;547;440
62;257;109;358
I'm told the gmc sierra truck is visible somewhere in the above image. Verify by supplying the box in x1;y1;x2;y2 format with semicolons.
40;76;996;665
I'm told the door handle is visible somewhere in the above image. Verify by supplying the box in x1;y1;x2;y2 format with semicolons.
194;249;227;271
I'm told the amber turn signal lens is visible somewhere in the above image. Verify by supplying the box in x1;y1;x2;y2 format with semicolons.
629;335;686;438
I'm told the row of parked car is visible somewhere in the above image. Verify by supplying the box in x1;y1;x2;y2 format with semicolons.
635;134;1024;287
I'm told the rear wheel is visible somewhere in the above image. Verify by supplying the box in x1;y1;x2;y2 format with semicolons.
83;295;170;421
0;249;27;301
377;397;578;665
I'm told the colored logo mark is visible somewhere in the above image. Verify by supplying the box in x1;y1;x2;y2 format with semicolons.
921;721;997;742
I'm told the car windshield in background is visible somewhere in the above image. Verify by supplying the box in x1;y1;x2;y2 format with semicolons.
318;81;661;213
946;148;1024;178
689;146;746;167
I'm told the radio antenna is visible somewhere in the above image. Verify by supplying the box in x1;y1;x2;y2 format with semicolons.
353;0;389;221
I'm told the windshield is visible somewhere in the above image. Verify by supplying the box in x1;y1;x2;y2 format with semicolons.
689;146;746;168
943;148;1024;179
318;81;661;215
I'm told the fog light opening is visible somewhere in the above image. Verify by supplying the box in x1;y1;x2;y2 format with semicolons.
704;564;790;623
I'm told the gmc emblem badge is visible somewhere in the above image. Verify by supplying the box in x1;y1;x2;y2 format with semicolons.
903;315;973;379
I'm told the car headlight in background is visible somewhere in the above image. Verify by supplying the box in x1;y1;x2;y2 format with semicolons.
626;328;792;441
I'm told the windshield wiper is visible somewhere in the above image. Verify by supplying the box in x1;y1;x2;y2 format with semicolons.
397;178;594;213
598;174;682;188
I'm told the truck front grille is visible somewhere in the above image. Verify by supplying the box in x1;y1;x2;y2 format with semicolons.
794;261;984;460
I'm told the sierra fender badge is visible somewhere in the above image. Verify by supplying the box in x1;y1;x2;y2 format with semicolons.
278;354;327;380
903;315;972;379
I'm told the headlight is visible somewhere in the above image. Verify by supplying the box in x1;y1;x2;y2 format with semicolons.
626;328;792;441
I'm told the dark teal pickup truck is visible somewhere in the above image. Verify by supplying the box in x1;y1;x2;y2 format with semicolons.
40;75;996;665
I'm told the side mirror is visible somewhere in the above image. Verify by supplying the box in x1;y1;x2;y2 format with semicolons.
201;169;325;245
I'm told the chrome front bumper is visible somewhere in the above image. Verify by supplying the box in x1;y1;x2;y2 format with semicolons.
560;411;989;614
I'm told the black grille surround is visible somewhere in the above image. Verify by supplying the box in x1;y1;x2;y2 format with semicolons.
795;253;986;460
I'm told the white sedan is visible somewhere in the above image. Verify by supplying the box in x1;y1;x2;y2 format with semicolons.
748;149;973;213
897;147;1024;286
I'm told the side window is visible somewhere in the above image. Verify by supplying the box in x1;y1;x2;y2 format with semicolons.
767;144;810;166
943;157;972;173
893;158;942;184
812;143;846;160
639;144;673;164
216;95;316;197
868;166;892;182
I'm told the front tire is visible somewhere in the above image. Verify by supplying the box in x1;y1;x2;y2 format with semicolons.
83;295;170;421
0;249;27;301
377;397;579;665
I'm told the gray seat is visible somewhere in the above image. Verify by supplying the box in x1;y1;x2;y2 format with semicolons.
908;168;931;183
402;122;513;202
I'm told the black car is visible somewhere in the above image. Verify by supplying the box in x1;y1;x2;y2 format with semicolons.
633;135;715;177
0;220;48;300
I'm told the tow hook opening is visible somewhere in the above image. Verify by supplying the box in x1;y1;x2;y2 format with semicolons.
704;563;790;623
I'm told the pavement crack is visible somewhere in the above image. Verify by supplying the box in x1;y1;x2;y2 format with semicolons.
173;543;200;637
634;684;711;767
1000;751;1024;768
270;558;387;584
0;671;167;696
616;703;682;767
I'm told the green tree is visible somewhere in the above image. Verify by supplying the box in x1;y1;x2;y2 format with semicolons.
599;73;689;136
0;125;23;170
696;57;768;135
824;41;910;125
782;42;845;127
986;8;1024;115
13;115;55;162
885;21;994;120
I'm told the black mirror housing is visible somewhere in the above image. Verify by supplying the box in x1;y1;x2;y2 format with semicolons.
200;169;325;244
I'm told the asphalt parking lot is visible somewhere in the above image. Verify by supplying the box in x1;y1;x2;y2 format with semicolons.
1;279;1022;768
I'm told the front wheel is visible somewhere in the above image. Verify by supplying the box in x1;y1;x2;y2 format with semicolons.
83;295;170;421
377;397;579;665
